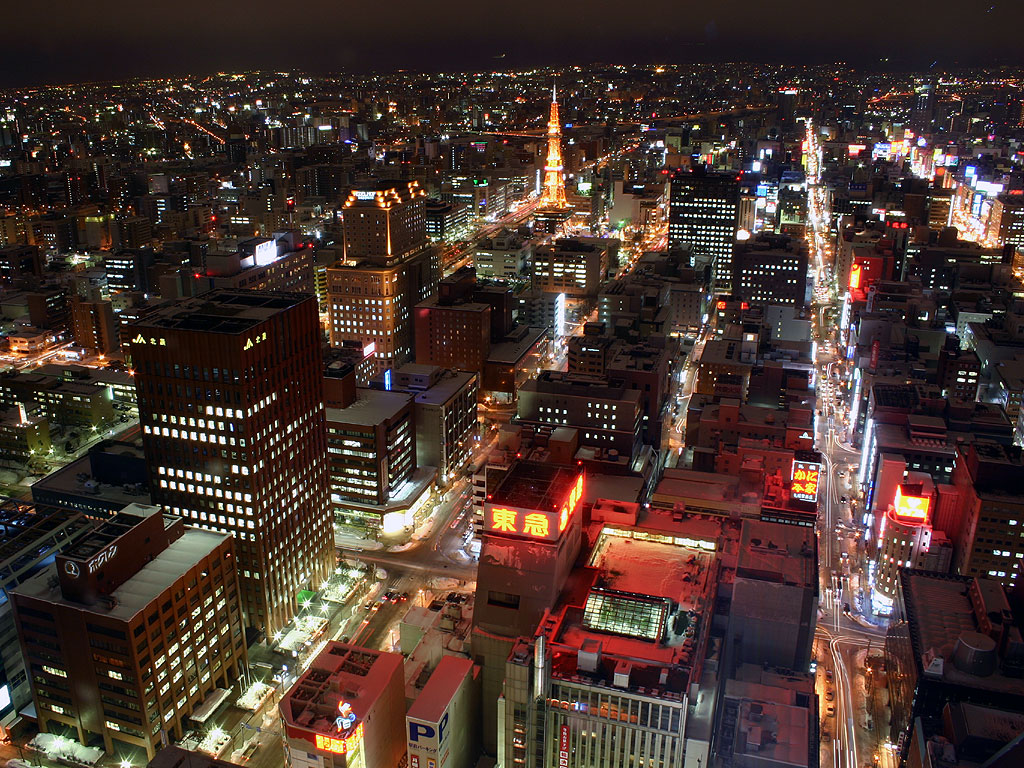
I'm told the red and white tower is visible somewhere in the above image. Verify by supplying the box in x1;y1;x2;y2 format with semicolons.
540;85;568;209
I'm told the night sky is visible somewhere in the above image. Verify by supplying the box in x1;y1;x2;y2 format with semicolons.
2;0;1022;88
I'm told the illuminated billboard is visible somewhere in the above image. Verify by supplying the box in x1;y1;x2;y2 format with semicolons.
849;264;862;291
485;472;584;541
893;486;929;523
791;461;820;503
315;723;364;755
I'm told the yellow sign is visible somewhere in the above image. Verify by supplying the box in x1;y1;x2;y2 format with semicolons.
894;486;929;523
243;331;268;351
131;334;166;346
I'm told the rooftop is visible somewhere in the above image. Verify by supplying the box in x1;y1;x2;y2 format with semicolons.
900;571;1024;696
737;519;817;589
405;655;474;725
280;642;403;740
511;522;720;700
128;289;310;335
326;388;412;428
490;461;582;514
414;369;477;407
13;515;231;621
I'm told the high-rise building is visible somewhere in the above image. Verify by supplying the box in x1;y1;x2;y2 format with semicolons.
326;246;439;371
531;238;609;298
950;441;1024;589
11;503;246;760
70;296;120;355
885;572;1024;761
339;181;427;264
326;388;416;531
327;185;439;372
472;461;585;752
127;290;333;635
499;515;719;768
731;234;809;306
0;245;41;283
668;169;740;290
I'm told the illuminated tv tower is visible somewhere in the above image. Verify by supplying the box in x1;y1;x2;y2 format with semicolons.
540;84;568;209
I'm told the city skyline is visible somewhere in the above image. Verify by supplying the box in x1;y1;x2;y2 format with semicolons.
4;45;1024;768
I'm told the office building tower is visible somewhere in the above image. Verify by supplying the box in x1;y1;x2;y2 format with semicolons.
193;233;313;295
11;504;246;760
951;441;1024;589
531;238;610;298
885;572;1024;761
112;217;153;251
280;642;406;768
326;246;439;372
668;169;740;290
70;296;120;355
728;519;818;673
472;462;585;753
731;234;809;307
127;290;333;635
0;245;42;283
339;181;427;264
326;388;416;531
327;185;439;371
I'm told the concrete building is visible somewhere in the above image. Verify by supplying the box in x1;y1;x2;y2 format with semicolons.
531;238;609;298
885;572;1024;762
128;290;333;636
192;233;314;295
279;642;406;768
474;230;529;280
669;168;740;290
398;366;478;484
516;371;644;461
731;234;809;307
472;462;585;754
406;655;478;768
0;499;95;740
714;666;818;768
339;180;427;264
499;519;719;768
950;441;1024;589
326;246;439;372
11;504;246;760
326;388;417;531
729;520;818;673
70;296;120;355
31;435;150;518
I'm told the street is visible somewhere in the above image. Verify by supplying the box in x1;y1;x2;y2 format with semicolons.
806;120;892;768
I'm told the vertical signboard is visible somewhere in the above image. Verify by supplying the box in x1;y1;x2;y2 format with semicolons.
558;725;570;768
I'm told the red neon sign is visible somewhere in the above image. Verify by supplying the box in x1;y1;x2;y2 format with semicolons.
487;473;584;540
791;460;820;503
315;724;364;755
716;300;727;310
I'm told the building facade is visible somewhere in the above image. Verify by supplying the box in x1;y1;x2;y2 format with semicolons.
11;504;246;760
128;290;334;635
